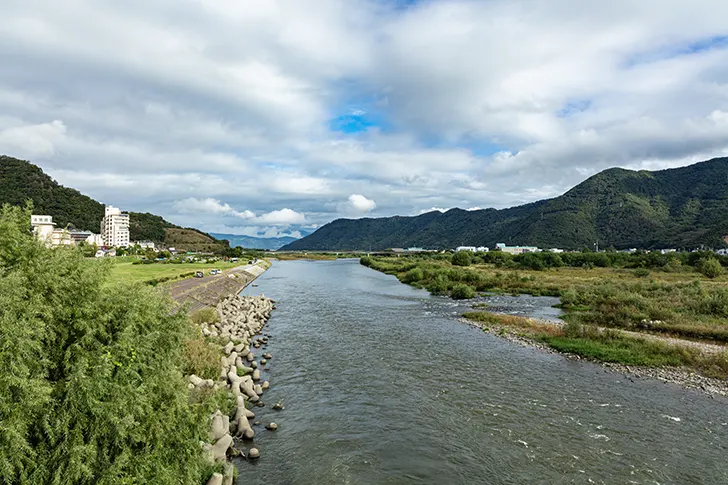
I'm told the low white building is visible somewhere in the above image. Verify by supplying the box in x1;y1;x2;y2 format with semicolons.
134;240;156;250
495;243;540;255
101;205;130;247
31;215;72;247
456;246;478;252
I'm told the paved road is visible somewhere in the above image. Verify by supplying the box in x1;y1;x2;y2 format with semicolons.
168;263;258;302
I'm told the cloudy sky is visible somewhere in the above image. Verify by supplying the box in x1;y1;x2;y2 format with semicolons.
1;0;727;238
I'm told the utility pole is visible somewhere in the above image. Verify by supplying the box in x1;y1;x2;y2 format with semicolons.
594;240;599;252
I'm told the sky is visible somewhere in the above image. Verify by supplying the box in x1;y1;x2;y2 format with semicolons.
1;0;727;239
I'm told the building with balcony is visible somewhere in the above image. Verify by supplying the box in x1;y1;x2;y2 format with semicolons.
101;205;130;247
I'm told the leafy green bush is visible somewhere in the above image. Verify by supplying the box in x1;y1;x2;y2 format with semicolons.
401;267;424;283
190;307;220;325
634;268;651;278
451;251;472;266
426;274;451;295
451;283;476;299
697;257;723;278
0;205;218;484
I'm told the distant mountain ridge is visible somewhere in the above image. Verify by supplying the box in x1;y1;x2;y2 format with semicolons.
210;233;299;250
0;155;228;251
282;157;728;251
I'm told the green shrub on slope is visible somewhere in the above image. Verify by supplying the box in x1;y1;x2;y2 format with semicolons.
0;204;216;485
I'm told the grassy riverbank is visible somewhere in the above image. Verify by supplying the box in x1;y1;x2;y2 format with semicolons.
361;254;728;378
109;259;241;284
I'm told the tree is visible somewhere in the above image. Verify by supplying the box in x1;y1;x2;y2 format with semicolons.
451;251;472;266
697;257;723;279
0;205;217;484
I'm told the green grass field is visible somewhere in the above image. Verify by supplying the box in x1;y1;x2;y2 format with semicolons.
109;260;241;284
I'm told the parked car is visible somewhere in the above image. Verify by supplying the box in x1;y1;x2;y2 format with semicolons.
194;271;204;278
209;269;217;275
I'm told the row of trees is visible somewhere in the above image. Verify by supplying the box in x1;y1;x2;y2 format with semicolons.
450;249;726;277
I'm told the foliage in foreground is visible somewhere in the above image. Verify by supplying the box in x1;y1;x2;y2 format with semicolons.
0;205;219;485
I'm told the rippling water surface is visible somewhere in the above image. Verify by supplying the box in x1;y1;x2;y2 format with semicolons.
239;259;727;484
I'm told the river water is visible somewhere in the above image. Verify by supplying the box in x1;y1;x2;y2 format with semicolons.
239;259;727;484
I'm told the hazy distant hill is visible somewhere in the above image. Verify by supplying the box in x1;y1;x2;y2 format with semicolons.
0;155;228;250
211;233;299;250
283;157;728;251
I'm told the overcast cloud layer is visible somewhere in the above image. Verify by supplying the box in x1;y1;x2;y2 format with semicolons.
1;0;727;237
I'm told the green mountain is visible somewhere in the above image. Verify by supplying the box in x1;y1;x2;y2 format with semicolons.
282;157;728;251
210;233;299;250
0;155;226;249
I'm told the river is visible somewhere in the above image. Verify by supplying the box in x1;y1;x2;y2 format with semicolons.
239;259;727;484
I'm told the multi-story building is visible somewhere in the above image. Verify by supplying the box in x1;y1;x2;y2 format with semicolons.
30;215;72;247
101;205;130;247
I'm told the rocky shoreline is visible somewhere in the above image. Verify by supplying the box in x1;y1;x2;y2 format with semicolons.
186;294;278;485
460;317;728;398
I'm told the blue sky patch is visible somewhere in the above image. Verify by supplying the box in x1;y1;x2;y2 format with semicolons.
558;99;592;118
623;34;728;68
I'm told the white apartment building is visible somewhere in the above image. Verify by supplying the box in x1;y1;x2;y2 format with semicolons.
30;215;72;247
101;205;130;247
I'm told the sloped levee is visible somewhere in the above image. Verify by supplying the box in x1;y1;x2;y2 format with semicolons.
170;261;270;311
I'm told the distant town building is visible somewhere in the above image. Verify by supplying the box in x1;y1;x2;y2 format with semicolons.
31;215;72;247
101;205;130;247
476;246;489;252
134;240;156;250
456;246;478;252
548;248;564;253
406;247;425;252
68;229;93;245
717;249;728;256
86;233;104;246
495;243;540;255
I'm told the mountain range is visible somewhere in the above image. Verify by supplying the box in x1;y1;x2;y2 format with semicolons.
0;155;227;251
282;157;728;251
210;233;299;251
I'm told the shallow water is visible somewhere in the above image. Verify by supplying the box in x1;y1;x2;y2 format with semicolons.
239;259;727;484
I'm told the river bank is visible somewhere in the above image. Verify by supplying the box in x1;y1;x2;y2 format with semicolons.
460;314;728;397
178;260;281;484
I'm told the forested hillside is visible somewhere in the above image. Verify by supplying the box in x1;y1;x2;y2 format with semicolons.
0;155;226;247
283;157;728;251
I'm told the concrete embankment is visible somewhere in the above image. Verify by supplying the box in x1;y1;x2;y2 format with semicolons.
187;293;277;484
174;261;279;484
171;261;270;311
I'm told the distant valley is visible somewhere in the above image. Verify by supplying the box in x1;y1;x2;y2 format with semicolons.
210;233;300;251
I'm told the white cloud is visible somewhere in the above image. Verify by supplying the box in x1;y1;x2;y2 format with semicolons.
347;194;376;213
0;119;66;158
1;0;727;235
173;198;255;219
255;208;306;225
418;207;448;214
